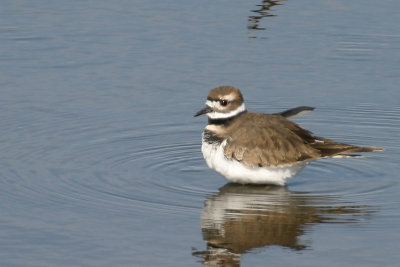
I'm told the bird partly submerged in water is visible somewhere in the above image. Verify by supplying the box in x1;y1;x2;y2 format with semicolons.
195;86;383;185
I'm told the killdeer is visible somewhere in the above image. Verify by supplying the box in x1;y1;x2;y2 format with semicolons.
195;86;383;185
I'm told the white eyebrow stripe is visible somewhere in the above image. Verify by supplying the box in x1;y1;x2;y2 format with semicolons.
225;93;237;101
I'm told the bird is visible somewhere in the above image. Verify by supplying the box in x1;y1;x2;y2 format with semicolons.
194;86;383;185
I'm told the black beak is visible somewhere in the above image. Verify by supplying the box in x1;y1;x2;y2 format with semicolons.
194;106;213;117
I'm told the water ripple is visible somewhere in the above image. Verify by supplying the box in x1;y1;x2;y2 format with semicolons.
0;103;398;220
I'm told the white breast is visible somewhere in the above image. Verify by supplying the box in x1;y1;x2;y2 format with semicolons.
201;135;307;186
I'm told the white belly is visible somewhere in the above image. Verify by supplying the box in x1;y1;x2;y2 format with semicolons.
201;139;307;186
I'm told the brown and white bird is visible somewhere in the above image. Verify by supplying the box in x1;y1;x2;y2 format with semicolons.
195;86;383;185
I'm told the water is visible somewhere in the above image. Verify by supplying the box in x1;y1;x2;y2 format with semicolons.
0;0;399;266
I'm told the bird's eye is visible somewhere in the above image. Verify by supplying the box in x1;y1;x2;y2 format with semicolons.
219;100;228;106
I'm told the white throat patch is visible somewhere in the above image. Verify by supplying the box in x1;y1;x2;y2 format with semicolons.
206;102;246;120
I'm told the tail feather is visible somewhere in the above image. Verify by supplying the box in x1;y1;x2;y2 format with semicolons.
310;137;383;158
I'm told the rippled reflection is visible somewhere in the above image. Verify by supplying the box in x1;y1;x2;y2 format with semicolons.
248;0;284;32
193;183;372;266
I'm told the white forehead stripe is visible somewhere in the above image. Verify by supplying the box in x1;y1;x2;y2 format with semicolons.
206;100;229;109
206;102;246;119
205;99;240;108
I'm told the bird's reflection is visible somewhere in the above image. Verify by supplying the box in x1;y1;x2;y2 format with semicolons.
193;183;372;266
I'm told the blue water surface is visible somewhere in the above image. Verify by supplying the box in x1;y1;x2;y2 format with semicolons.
0;0;399;266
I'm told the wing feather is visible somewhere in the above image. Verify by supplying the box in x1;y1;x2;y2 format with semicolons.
224;114;320;167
